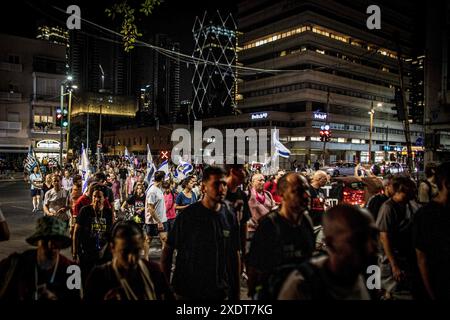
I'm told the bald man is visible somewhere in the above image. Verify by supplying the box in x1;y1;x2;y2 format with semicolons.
278;204;378;300
309;170;329;226
247;173;315;299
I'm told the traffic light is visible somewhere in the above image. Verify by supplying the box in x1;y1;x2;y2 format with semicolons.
320;128;325;142
391;86;406;121
320;125;331;142
62;109;68;128
325;129;331;142
56;108;63;126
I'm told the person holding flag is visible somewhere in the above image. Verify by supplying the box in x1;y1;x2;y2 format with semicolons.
25;145;43;213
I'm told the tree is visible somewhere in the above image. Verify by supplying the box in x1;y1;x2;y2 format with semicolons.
105;0;161;51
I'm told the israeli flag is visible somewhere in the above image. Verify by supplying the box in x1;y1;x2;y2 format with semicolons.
180;160;193;176
124;147;131;161
158;160;170;176
80;144;91;193
144;145;156;186
273;129;291;158
24;145;38;173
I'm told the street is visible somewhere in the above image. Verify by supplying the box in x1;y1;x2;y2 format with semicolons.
0;180;37;260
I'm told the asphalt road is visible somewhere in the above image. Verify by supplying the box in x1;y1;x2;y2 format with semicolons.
0;180;39;260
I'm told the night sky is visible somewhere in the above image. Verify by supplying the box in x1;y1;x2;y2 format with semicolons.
1;0;238;100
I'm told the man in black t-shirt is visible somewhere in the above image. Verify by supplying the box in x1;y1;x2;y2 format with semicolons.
224;163;251;299
413;162;450;300
376;176;419;300
247;173;315;299
161;166;240;300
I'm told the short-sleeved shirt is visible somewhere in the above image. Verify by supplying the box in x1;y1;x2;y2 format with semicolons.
61;177;73;192
376;199;416;262
175;191;197;209
167;201;240;300
226;187;251;225
29;173;43;190
43;188;69;215
247;210;315;274
413;201;450;299
77;205;113;257
164;192;176;220
145;185;167;225
127;194;146;222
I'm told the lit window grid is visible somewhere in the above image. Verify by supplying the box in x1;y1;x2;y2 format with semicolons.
242;24;397;59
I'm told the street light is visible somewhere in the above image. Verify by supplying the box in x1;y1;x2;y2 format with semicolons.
368;108;375;164
59;76;76;165
65;85;77;157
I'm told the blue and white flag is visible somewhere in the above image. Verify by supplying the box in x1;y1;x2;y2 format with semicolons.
124;147;131;161
80;144;90;193
174;157;193;181
158;160;170;176
273;129;291;158
24;145;38;173
145;159;170;194
144;144;156;186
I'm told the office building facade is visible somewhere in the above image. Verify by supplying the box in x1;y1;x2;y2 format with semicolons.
202;0;424;166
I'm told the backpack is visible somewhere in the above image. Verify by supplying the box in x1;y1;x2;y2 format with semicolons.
257;260;329;300
255;211;317;300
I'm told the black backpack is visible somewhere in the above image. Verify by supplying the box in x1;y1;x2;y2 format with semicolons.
255;212;319;300
256;259;330;300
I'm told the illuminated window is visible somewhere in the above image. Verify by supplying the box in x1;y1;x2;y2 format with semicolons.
290;136;306;141
311;137;321;141
338;138;346;143
351;139;361;144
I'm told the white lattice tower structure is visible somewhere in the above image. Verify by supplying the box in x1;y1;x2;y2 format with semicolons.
191;11;238;119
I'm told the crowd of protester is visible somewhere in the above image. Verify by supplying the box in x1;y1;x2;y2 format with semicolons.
0;155;449;301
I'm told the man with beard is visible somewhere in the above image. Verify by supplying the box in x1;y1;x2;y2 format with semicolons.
161;166;240;300
0;217;80;300
278;204;378;300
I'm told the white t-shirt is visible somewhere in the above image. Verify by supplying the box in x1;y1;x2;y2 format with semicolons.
29;173;43;190
145;184;167;225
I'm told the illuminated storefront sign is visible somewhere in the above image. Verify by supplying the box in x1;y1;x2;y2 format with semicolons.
313;112;327;120
251;112;268;120
36;139;60;150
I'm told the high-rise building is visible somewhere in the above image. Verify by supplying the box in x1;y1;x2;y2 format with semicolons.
202;0;423;166
36;26;69;48
69;30;131;96
150;34;180;125
191;12;238;119
409;55;425;125
424;0;450;162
